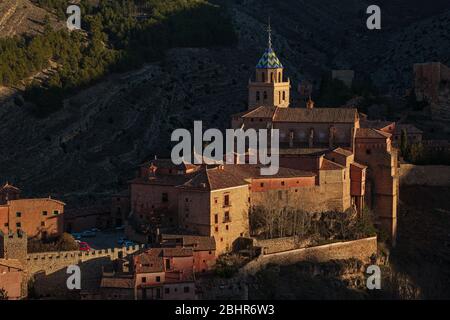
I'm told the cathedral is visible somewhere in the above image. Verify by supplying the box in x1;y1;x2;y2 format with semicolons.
125;25;399;254
232;25;399;243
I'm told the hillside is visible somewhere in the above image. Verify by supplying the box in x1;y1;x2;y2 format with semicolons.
0;0;449;204
0;0;62;38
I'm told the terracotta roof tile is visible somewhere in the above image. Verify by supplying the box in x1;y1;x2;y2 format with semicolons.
273;107;358;123
355;128;391;139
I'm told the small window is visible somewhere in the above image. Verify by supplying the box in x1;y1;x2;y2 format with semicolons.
162;193;169;203
215;226;219;232
53;210;59;215
366;149;371;155
16;212;21;218
226;225;229;231
184;287;190;293
142;277;146;283
214;214;218;224
283;91;286;101
256;91;260;101
4;223;8;227
281;181;285;186
260;183;264;187
220;238;223;242
156;276;161;282
263;91;268;100
41;221;45;227
16;222;21;228
185;198;189;203
224;211;230;223
42;211;48;216
214;198;218;204
224;194;230;206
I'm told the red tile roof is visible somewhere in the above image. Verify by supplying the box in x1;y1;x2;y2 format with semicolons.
355;128;391;139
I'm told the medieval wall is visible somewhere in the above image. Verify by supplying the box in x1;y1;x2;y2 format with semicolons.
241;236;377;276
26;245;146;298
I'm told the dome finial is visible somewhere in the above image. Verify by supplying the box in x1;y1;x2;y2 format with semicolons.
267;17;272;50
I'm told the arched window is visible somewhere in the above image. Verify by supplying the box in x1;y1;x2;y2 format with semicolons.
271;73;274;83
256;91;260;101
261;72;265;82
263;91;268;100
282;91;286;101
278;72;281;82
278;91;281;103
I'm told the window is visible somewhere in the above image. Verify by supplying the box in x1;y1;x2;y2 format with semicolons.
366;149;371;155
256;91;260;101
16;222;21;228
165;259;171;270
162;193;169;203
270;73;274;83
4;223;8;227
283;91;286;101
184;287;190;293
281;181;285;186
220;238;223;242
142;277;147;283
41;221;45;227
156;276;161;282
224;194;230;206
42;211;48;216
263;91;268;100
224;211;230;223
16;212;21;218
165;288;170;294
215;226;219;232
262;72;265;82
214;214;218;224
53;210;59;215
278;73;281;82
260;182;264;187
214;197;218;204
226;225;229;231
185;198;189;203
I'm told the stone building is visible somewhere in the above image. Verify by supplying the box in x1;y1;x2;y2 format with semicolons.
99;247;196;300
231;33;398;243
0;230;27;299
0;183;65;239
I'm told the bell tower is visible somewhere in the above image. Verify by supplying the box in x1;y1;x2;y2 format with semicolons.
248;20;291;109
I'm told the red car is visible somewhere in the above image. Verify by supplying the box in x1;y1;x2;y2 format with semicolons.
78;242;91;252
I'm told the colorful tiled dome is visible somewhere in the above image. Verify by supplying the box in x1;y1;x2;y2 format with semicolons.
256;48;283;69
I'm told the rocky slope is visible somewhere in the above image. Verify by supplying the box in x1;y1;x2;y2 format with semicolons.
0;0;62;38
0;0;449;204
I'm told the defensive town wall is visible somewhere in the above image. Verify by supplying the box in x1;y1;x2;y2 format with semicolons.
399;164;450;186
25;245;146;298
240;236;377;276
25;244;145;274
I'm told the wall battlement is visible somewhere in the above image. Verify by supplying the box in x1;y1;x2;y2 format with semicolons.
26;244;147;275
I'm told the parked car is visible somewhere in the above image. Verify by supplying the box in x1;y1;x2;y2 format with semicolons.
117;237;128;246
122;241;136;247
79;242;91;252
81;230;96;238
71;233;82;240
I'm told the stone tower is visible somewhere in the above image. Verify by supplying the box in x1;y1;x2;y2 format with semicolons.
248;21;290;109
0;230;28;261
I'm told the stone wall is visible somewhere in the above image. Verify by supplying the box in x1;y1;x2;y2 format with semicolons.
399;164;450;186
255;237;311;254
241;236;377;276
26;244;146;298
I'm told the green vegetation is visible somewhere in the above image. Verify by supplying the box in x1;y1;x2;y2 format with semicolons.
28;233;79;253
1;0;237;116
0;288;8;300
